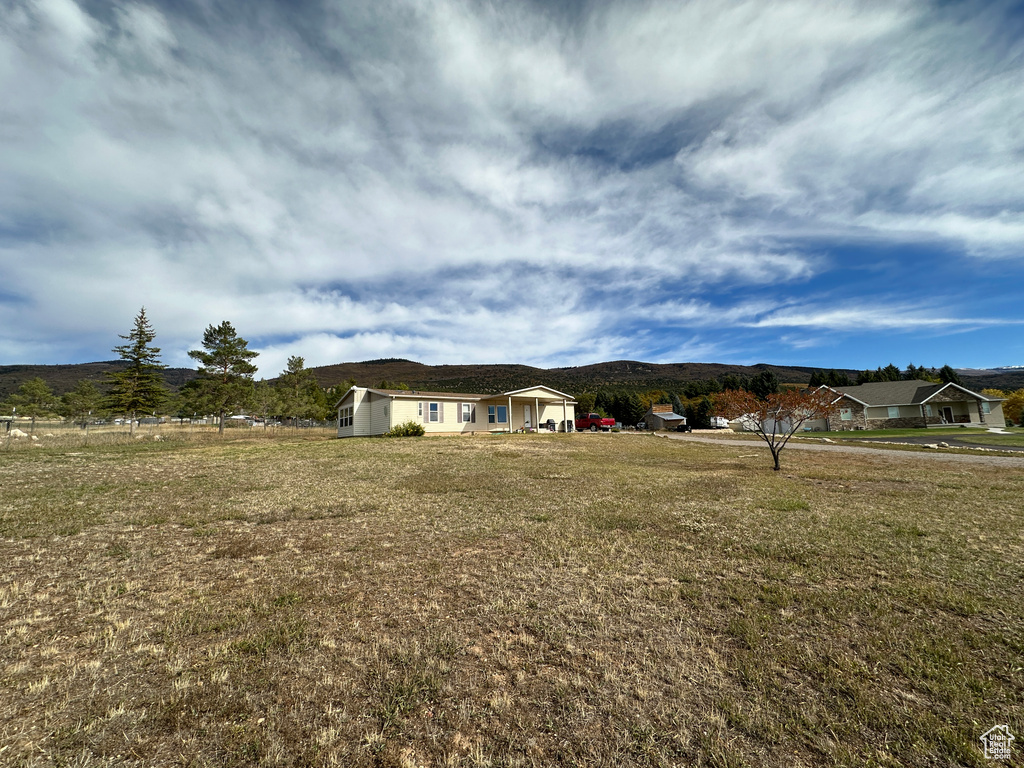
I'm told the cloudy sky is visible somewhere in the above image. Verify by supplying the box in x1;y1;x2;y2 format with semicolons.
3;0;1023;377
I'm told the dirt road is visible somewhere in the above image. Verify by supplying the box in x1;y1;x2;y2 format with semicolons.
657;431;1024;468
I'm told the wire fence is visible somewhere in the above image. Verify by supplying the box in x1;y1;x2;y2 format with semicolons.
1;417;336;449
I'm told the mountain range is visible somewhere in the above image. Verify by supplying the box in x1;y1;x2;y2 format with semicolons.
3;359;1022;400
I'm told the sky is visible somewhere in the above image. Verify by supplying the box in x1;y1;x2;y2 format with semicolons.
2;0;1024;377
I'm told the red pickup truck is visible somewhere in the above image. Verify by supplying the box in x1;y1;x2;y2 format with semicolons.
575;413;616;432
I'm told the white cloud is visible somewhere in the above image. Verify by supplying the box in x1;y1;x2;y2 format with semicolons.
1;0;1022;370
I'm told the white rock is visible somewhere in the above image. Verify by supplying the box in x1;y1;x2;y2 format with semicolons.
9;429;28;438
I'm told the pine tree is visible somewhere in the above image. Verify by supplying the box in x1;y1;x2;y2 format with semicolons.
107;308;168;436
188;321;259;435
5;377;58;433
749;370;780;399
277;356;327;423
61;380;105;429
938;364;962;385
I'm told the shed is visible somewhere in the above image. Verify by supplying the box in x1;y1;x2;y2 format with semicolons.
643;404;687;431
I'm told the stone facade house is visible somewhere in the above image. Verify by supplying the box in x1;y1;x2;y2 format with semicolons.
821;380;1005;431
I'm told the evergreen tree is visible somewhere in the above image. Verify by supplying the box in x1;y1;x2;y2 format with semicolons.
623;392;646;426
60;380;105;428
880;363;902;382
324;379;357;412
5;377;58;433
594;390;614;416
252;381;283;429
188;321;259;435
107;307;168;436
749;370;780;399
277;356;329;423
670;393;686;417
685;396;714;429
719;374;746;392
938;364;962;385
826;370;851;387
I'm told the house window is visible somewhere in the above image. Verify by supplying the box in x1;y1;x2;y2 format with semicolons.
462;403;472;422
488;405;496;424
887;406;899;419
418;402;422;417
497;406;508;423
339;407;352;428
428;403;439;423
840;408;852;421
981;402;991;415
924;405;933;417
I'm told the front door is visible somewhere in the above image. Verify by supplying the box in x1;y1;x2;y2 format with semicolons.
523;404;531;429
941;406;954;424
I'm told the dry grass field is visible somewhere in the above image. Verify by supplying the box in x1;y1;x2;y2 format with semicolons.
1;430;1021;767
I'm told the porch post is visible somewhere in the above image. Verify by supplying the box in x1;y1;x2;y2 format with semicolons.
535;397;540;431
508;395;513;433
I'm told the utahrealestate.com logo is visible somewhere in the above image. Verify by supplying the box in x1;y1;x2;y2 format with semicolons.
980;725;1014;760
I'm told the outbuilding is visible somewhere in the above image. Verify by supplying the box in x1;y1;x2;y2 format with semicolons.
642;404;688;431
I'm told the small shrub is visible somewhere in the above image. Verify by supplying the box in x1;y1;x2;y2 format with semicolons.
384;420;425;437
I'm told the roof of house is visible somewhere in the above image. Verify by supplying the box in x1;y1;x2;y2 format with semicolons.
368;388;490;400
830;379;1000;406
647;411;685;420
337;385;578;407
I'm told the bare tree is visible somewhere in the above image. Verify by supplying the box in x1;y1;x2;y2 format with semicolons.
716;388;838;471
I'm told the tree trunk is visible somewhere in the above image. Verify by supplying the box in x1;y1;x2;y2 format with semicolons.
219;410;225;435
129;413;136;437
771;447;781;471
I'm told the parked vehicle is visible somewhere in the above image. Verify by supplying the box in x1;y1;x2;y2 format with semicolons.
674;421;692;433
575;413;616;432
710;416;730;429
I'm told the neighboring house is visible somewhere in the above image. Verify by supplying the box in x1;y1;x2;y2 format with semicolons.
336;386;577;437
821;380;1005;431
643;404;687;430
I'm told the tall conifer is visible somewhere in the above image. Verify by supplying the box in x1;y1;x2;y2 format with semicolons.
108;307;168;435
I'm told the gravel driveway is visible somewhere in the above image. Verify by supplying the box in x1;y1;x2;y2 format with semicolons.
657;431;1024;468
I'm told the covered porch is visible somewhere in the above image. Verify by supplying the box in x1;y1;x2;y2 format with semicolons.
921;398;1001;428
489;386;576;433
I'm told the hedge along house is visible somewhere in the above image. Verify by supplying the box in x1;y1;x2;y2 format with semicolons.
336;386;577;437
820;380;1005;431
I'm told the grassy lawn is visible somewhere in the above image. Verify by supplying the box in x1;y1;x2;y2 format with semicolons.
786;427;1024;449
1;430;1022;767
948;431;1024;447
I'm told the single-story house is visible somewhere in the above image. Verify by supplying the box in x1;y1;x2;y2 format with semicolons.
643;404;687;430
820;380;1005;431
336;386;577;437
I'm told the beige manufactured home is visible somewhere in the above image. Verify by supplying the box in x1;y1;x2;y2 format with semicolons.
336;386;577;437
